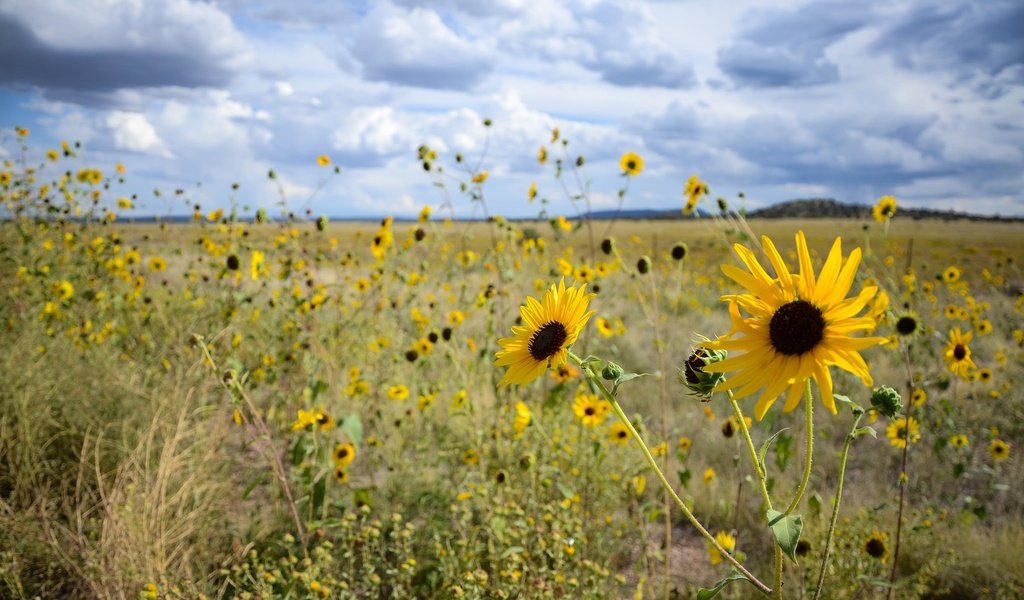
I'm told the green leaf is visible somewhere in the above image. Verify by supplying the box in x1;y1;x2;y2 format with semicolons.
501;546;525;558
808;492;822;516
341;413;362;446
490;516;507;543
757;428;790;475
853;426;877;439
611;371;656;395
557;483;575;500
696;571;748;600
774;431;794;473
678;469;691;489
766;509;803;562
311;475;327;516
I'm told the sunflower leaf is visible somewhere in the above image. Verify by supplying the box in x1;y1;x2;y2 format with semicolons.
341;413;362;447
612;371;655;394
757;428;790;475
853;426;877;439
696;571;748;599
766;509;803;562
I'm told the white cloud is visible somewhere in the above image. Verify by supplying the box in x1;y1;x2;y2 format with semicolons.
105;111;169;156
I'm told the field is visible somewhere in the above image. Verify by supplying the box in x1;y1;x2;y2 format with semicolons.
2;146;1024;599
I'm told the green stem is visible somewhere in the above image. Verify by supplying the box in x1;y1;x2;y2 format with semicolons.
727;391;772;511
813;409;865;599
728;392;782;599
785;379;814;515
573;354;772;597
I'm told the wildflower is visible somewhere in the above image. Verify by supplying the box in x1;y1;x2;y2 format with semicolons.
451;389;468;412
707;531;736;565
54;280;74;301
886;417;921;448
702;231;884;419
864;531;889;560
678;436;692;453
595;317;614;337
462;448;479;465
572;394;609;427
872;195;897;222
989;439;1010;462
528;182;538;202
893;312;920;338
703;467;716;484
619;152;643;176
471;171;489;184
949;434;969;449
417;393;435;411
388;384;410;401
609;422;630;445
316;154;331;167
681;346;727;398
632;475;646;496
333;442;356;469
944;328;976;379
538;146;547;164
683;175;708;211
513;401;531;435
911;387;927;407
334;467;349;483
671;243;687;261
975;368;993;384
870;386;903;419
943;266;961;284
149;256;167;272
495;279;595;386
976;319;992;335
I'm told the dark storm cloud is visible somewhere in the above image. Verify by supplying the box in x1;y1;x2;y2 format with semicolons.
0;16;237;93
717;1;872;87
871;1;1024;93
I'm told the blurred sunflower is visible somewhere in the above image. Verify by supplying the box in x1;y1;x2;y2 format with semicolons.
333;442;356;469
388;384;410;401
702;231;884;419
864;531;889;561
989;439;1010;462
949;434;969;449
943;266;961;284
886;417;920;448
495;279;594;386
707;531;736;565
513;401;531;435
944;327;976;379
316;154;331;167
619;152;644;176
872;195;897;222
608;421;630;446
572;393;609;427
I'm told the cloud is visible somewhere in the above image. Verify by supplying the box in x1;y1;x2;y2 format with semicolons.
105;111;170;156
717;1;872;87
347;3;494;90
871;1;1024;96
0;0;251;95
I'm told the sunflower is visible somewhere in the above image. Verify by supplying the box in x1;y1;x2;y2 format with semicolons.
886;417;921;448
513;401;531;435
707;531;736;565
316;154;331;167
678;436;692;453
944;328;976;379
333;442;356;469
619;152;644;176
864;531;889;561
388;384;410;401
683;175;708;208
989;439;1010;462
942;266;961;284
872;196;897;222
701;231;885;420
608;421;631;446
910;387;927;407
949;434;969;449
495;279;595;386
892;311;921;338
572;393;610;426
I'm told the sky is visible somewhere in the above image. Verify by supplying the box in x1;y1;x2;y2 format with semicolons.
1;0;1023;219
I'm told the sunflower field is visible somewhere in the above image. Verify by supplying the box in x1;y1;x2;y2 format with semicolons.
2;125;1023;599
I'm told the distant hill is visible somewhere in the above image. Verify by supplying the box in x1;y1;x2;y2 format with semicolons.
745;198;1021;222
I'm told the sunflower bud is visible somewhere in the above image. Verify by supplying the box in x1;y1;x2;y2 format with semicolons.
870;386;902;419
637;256;651;275
680;346;727;399
602;361;625;381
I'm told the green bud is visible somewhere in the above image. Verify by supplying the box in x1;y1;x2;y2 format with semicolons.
602;362;625;381
316;215;328;231
870;386;903;418
680;343;727;399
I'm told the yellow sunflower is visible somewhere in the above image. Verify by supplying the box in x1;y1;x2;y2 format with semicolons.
702;231;884;419
886;417;920;448
989;439;1010;462
619;151;644;176
495;279;595;386
572;393;610;427
864;531;889;561
944;327;976;379
872;195;897;222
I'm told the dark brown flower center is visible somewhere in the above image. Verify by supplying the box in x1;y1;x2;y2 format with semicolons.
953;344;967;360
895;316;917;335
769;300;826;356
529;321;568;361
584;407;595;416
684;350;709;384
865;538;886;558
